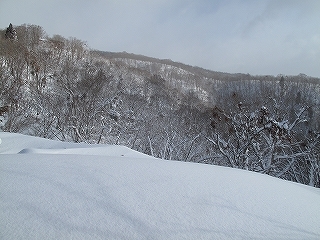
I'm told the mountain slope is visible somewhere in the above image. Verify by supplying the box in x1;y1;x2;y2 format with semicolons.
1;132;320;240
1;25;319;189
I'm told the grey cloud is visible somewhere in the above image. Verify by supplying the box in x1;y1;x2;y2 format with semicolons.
0;0;319;77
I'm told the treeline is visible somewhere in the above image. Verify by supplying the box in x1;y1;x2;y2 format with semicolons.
0;24;319;187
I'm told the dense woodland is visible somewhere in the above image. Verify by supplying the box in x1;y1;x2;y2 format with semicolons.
1;24;319;187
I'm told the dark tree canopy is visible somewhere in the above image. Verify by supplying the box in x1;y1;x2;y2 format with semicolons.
5;23;17;40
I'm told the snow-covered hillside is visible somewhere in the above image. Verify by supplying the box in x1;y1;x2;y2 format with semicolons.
1;132;320;240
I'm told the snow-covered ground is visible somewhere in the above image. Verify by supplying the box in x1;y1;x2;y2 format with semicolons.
1;132;319;240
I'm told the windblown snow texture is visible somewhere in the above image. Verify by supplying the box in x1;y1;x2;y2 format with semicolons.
1;132;320;240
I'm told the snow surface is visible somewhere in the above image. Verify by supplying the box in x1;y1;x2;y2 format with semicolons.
1;132;320;240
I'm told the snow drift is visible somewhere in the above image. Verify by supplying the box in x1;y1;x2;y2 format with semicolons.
1;132;319;240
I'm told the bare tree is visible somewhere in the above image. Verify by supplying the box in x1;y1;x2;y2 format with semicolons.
207;99;319;186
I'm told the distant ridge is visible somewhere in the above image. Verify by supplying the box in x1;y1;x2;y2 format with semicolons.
91;50;252;80
92;50;320;83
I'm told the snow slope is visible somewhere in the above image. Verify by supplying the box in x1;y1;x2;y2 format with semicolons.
1;132;320;240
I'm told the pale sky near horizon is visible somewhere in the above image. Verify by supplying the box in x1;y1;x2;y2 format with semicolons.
1;0;320;78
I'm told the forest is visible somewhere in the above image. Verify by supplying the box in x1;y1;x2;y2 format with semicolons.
0;24;319;187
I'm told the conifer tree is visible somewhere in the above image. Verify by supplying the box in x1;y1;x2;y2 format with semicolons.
5;23;17;40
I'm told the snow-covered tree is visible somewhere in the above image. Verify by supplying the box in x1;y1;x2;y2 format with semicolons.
207;99;319;186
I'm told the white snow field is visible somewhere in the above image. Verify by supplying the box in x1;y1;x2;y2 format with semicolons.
1;132;320;240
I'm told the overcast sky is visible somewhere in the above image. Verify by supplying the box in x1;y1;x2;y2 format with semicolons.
1;0;320;77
